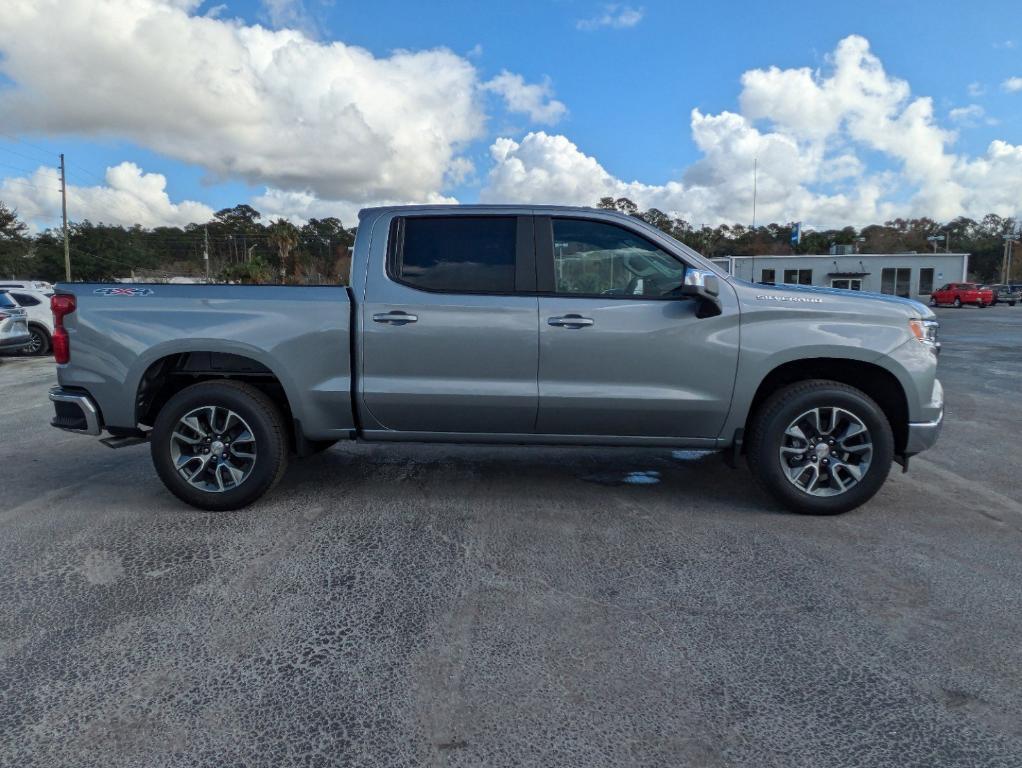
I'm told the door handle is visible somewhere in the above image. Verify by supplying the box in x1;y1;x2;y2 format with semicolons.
372;311;418;325
547;314;594;328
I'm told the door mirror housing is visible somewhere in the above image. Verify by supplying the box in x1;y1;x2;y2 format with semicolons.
681;269;722;317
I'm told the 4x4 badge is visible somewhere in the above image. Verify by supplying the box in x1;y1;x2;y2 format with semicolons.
93;287;154;296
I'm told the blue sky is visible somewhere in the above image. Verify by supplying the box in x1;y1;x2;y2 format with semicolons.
1;0;1020;230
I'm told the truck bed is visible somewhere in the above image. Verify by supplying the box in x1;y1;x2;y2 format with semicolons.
55;283;355;440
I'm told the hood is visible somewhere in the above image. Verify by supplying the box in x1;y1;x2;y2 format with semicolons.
730;278;935;320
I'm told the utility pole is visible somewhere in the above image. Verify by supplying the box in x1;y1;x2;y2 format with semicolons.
59;153;70;281
751;157;758;230
203;226;210;283
1003;234;1018;284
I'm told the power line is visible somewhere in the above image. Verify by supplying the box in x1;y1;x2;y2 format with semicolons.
0;132;56;163
0;177;61;192
0;144;58;168
0;159;60;177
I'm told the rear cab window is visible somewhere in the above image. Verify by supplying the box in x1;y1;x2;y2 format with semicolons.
389;216;521;294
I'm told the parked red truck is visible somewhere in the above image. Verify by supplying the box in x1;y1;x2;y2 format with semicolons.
929;283;993;308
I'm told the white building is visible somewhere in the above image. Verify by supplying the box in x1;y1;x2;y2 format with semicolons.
711;252;970;301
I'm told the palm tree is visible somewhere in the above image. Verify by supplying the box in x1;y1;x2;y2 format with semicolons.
267;218;299;284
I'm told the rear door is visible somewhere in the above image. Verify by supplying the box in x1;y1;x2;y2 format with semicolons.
534;215;739;439
360;213;539;434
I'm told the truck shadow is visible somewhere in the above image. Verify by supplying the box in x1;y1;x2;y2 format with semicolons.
277;442;781;518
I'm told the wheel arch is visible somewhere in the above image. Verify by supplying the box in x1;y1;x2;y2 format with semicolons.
134;350;300;447
743;358;909;454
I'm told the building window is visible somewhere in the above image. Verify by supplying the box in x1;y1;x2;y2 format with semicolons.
761;268;775;285
919;268;934;295
881;267;912;297
831;279;862;291
783;269;813;285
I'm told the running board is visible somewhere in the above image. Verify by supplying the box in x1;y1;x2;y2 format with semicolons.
100;434;150;449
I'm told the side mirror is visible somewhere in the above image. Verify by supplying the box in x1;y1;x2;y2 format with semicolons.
681;269;722;317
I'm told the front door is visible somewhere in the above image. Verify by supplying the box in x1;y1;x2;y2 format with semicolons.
361;213;539;434
535;216;739;438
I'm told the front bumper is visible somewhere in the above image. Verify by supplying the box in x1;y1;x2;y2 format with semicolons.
904;378;944;455
49;387;102;436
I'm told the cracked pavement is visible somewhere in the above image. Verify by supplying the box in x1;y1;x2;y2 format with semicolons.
1;305;1021;767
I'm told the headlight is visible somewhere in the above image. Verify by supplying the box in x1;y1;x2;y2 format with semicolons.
909;318;939;350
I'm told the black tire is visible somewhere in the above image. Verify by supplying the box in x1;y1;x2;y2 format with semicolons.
1011;301;1018;307
23;326;51;356
151;380;288;511
746;380;894;515
929;297;937;306
953;297;962;308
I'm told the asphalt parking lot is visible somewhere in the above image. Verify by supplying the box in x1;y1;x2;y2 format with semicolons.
2;306;1021;767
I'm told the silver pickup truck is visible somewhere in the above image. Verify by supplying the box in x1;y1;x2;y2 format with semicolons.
48;205;943;514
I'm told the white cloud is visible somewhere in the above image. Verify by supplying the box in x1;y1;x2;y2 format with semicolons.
967;81;986;97
483;35;1022;227
0;0;488;207
1002;76;1022;93
576;4;645;30
949;104;985;124
260;0;317;37
250;186;459;227
0;163;214;230
482;71;567;125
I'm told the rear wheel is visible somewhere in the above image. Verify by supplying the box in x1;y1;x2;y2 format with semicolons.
151;380;288;511
747;380;894;515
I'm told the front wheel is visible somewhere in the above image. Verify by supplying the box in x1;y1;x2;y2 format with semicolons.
953;297;962;308
151;380;289;511
929;297;937;306
23;327;51;356
746;380;894;515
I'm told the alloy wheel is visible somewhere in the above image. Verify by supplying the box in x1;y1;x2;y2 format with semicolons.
778;407;873;497
25;330;43;355
169;405;257;493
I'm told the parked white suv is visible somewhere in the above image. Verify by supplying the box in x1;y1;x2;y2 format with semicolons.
0;280;54;293
0;291;30;353
3;288;54;355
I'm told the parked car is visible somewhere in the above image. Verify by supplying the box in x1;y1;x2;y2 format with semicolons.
0;291;31;354
48;205;943;516
989;284;1021;306
3;289;54;355
0;280;54;294
929;282;994;307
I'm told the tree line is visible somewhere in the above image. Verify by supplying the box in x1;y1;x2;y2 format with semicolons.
596;198;1018;283
1;197;1018;283
0;203;355;284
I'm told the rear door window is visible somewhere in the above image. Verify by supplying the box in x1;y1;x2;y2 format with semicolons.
391;216;517;293
11;292;41;306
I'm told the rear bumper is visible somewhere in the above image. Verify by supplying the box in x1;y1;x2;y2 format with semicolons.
49;387;102;436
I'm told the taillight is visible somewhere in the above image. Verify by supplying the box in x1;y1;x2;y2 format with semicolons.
51;294;76;364
0;312;8;321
